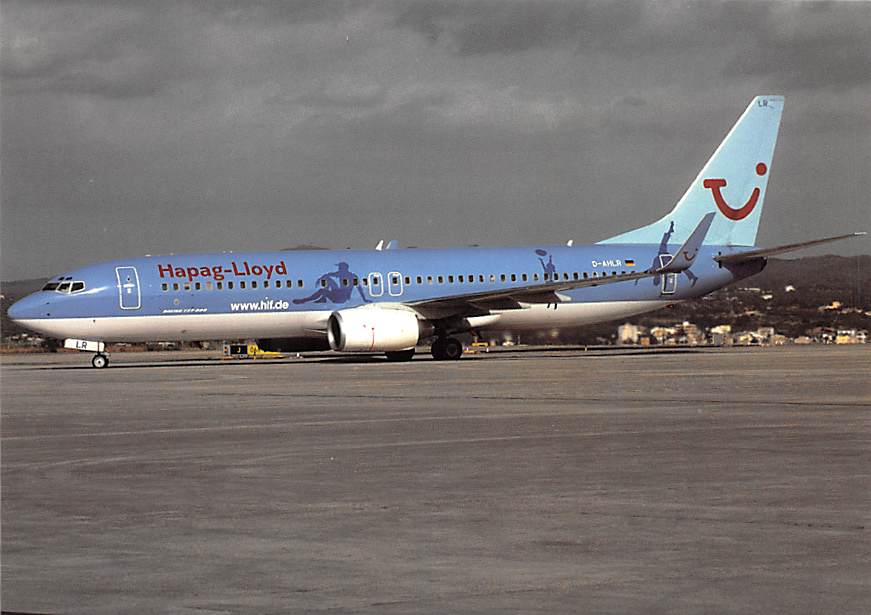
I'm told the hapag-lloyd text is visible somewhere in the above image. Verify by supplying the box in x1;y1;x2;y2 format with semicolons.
158;260;288;282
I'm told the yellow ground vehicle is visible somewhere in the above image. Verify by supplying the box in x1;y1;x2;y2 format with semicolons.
222;342;283;359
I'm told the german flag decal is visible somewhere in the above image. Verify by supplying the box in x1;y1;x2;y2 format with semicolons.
625;259;636;267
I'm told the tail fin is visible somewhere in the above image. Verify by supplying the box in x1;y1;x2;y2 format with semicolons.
599;95;783;247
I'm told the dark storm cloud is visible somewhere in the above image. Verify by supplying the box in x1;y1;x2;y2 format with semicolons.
1;4;195;99
1;1;869;280
395;0;644;55
396;1;871;90
723;3;871;90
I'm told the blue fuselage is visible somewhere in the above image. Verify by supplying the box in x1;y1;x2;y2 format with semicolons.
8;243;761;344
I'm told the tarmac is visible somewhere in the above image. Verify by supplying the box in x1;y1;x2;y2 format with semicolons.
2;345;870;614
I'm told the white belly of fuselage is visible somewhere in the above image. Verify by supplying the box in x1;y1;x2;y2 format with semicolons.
17;300;670;343
15;311;329;342
490;300;670;330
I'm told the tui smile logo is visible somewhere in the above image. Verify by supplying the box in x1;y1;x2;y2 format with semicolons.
703;162;767;221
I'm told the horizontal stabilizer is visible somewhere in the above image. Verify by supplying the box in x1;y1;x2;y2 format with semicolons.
713;232;866;264
657;213;715;273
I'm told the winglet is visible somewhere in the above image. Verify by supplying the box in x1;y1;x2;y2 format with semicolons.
655;213;716;273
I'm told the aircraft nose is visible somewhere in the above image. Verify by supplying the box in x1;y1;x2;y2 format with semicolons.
7;293;49;322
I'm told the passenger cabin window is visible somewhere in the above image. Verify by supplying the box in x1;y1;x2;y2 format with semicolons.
448;275;454;284
252;280;258;289
416;276;423;284
298;280;304;288
228;281;234;289
240;281;246;289
217;282;223;290
195;282;201;290
161;283;169;291
522;273;528;282
263;280;270;288
437;275;444;284
173;282;180;291
275;280;282;288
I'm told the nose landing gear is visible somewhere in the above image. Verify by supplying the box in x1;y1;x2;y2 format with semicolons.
62;339;110;368
91;353;110;369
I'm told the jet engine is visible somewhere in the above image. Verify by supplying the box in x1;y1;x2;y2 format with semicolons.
327;306;422;352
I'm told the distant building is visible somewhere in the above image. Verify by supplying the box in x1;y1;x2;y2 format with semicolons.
835;329;867;344
756;327;776;343
617;323;643;345
650;326;676;345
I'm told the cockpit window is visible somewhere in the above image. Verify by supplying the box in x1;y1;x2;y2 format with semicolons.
49;280;86;294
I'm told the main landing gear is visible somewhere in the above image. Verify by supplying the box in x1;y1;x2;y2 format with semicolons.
91;353;110;369
431;337;463;361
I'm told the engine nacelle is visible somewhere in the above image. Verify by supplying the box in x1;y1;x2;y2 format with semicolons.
327;306;421;352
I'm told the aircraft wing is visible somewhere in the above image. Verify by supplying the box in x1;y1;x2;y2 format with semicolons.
407;213;717;319
406;269;660;319
713;232;866;265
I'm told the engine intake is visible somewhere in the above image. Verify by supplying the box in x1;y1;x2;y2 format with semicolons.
327;306;421;352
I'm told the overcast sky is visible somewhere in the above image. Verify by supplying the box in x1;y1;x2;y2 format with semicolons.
2;0;869;279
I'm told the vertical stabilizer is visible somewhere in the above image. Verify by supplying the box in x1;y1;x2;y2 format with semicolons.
600;96;783;247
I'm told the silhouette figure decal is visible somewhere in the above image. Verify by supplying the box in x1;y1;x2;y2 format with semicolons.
293;262;370;304
534;249;559;309
647;221;698;287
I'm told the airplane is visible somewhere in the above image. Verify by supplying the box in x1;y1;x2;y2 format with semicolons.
7;95;864;367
